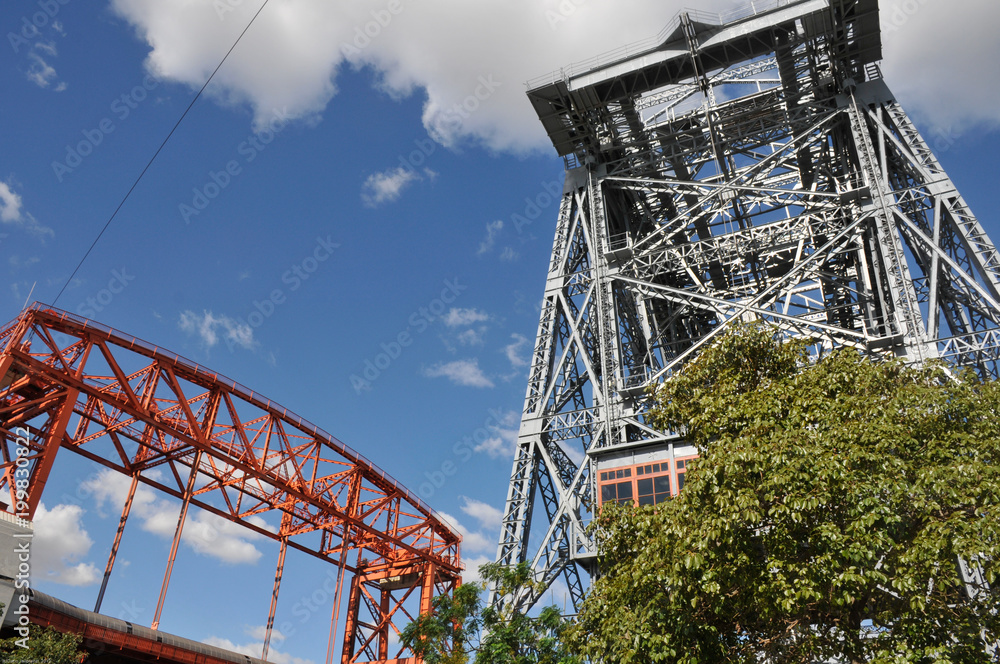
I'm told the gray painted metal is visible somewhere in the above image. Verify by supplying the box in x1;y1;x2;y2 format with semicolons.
495;0;1000;613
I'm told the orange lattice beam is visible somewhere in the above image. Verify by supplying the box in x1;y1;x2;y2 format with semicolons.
0;304;461;664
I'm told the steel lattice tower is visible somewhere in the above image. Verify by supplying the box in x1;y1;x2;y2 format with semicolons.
494;0;1000;612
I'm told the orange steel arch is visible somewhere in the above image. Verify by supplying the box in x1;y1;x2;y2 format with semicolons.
0;304;461;664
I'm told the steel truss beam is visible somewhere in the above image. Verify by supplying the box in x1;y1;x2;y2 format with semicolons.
0;305;461;664
496;0;1000;614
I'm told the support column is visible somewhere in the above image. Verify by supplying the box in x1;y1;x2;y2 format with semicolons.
340;569;362;664
420;562;436;618
151;449;203;630
261;533;288;661
325;528;352;664
378;585;390;661
94;472;139;613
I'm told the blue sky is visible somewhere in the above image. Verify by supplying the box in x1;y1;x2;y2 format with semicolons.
2;1;1000;662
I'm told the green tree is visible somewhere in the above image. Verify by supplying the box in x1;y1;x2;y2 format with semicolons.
401;562;578;664
0;617;85;664
569;324;1000;663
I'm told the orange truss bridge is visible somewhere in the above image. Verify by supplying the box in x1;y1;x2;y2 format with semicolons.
0;304;461;664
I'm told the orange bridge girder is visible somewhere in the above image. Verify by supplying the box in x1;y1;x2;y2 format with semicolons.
0;304;461;664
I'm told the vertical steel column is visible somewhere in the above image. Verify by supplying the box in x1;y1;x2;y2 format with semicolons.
94;472;139;613
377;585;390;661
420;562;436;618
330;469;362;664
339;559;363;664
325;529;352;664
262;531;289;661
151;449;203;630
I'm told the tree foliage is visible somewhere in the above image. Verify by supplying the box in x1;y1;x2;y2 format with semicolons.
401;562;578;664
569;324;1000;663
0;620;85;663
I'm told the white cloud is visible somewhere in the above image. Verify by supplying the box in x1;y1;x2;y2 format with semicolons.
880;0;1000;134
32;503;101;586
499;247;518;262
0;181;24;223
503;333;530;368
444;308;489;327
559;440;585;467
245;625;286;642
85;469;161;518
459;496;503;531
437;505;504;584
10;256;41;270
361;166;420;207
473;436;508;458
424;358;493;388
461;554;492;586
140;506;267;565
82;469;268;565
26;42;65;91
457;327;486;346
477;220;503;255
179;309;255;350
0;180;53;239
202;636;314;664
107;0;999;155
474;409;519;458
175;513;265;565
107;0;732;154
437;511;495;555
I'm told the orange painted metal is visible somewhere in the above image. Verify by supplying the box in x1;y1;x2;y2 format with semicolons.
0;304;462;663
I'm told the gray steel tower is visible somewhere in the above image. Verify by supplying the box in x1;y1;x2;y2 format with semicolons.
495;0;1000;611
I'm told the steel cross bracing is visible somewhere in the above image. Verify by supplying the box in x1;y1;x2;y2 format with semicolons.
0;305;461;664
495;0;1000;612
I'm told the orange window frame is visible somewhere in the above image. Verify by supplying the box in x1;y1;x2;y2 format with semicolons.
596;455;697;508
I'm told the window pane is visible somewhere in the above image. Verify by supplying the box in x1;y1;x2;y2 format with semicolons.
677;460;686;470
653;463;660;473
678;473;685;492
616;469;623;479
600;472;607;481
637;478;653;497
616;481;633;500
654;475;671;494
637;466;644;476
638;495;654;506
601;484;616;502
624;468;631;477
654;493;671;504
